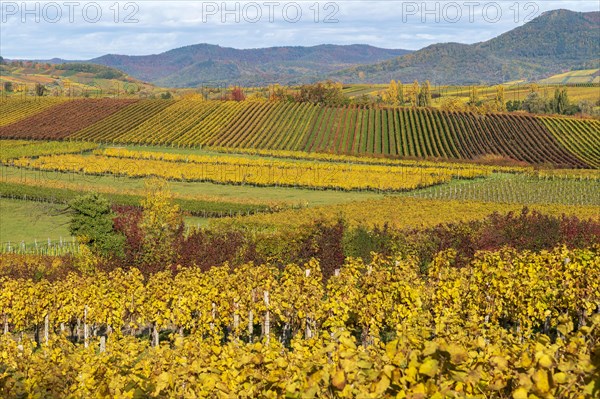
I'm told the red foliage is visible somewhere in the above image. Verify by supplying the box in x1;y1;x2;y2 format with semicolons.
230;87;246;102
112;205;144;266
297;219;345;281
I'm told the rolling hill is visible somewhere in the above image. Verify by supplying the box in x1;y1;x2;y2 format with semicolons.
0;62;160;97
331;9;600;84
539;69;600;84
89;44;411;87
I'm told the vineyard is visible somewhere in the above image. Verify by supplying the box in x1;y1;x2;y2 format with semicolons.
0;247;599;397
541;117;600;168
10;148;490;192
0;98;137;139
405;173;600;206
212;195;600;231
0;140;97;161
0;97;69;127
0;103;598;398
3;7;600;398
1;99;598;168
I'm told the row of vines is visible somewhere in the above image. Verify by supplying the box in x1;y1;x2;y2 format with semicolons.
1;99;597;168
0;247;598;397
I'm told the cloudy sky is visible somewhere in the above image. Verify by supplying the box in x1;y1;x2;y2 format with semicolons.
1;0;598;59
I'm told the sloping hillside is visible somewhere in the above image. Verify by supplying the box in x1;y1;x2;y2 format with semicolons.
332;10;600;84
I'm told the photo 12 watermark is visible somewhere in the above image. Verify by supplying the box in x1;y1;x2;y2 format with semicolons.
0;1;546;25
399;1;541;23
0;1;344;24
1;1;140;23
197;1;340;23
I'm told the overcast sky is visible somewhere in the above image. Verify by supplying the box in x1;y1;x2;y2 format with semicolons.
1;0;598;59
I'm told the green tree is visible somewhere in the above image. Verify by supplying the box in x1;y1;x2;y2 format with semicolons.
417;80;432;107
410;80;420;106
160;91;173;100
382;80;400;106
295;81;348;106
69;193;125;258
139;179;184;267
397;80;405;106
495;85;506;111
3;82;13;92
550;88;569;115
468;86;480;106
35;83;46;96
522;92;548;114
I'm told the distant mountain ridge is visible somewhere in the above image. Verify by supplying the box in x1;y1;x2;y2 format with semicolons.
9;9;599;86
332;9;600;84
89;44;411;87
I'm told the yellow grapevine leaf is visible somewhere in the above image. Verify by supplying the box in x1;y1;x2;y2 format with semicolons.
532;369;550;394
553;372;567;384
537;354;553;369
332;370;346;390
419;359;439;378
513;387;528;399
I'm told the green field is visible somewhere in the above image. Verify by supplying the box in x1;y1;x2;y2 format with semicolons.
0;198;72;245
0;197;210;247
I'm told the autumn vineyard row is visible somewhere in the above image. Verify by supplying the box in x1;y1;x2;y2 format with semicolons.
10;148;491;192
0;247;598;397
1;98;598;168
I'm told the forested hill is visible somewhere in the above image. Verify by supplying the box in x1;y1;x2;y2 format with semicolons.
89;44;411;87
331;10;600;84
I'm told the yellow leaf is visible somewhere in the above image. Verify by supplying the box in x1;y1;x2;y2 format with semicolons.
332;370;346;390
448;344;468;365
553;372;567;384
519;352;532;368
532;369;550;394
374;375;390;395
513;387;528;399
537;354;553;369
419;358;439;378
490;356;508;371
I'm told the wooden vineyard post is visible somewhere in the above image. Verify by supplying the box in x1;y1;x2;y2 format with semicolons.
3;314;8;335
305;269;313;340
76;318;81;343
263;291;270;345
210;302;216;332
248;289;255;341
84;306;89;348
152;324;159;347
44;314;49;345
99;336;106;353
233;302;239;340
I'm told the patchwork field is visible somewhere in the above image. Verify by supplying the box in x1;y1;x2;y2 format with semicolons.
0;104;599;399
